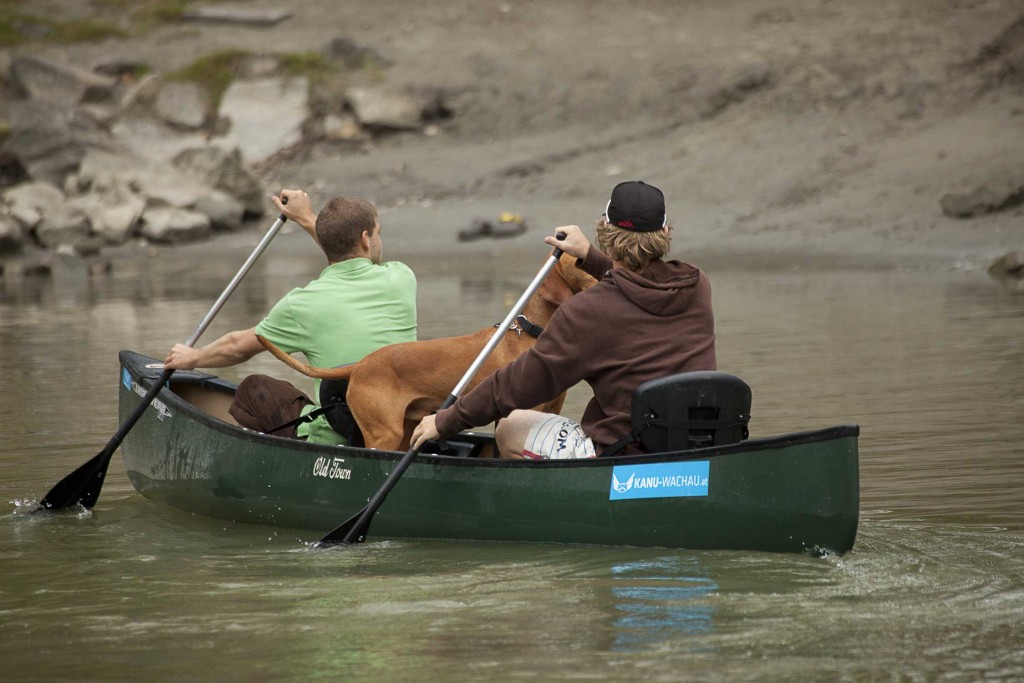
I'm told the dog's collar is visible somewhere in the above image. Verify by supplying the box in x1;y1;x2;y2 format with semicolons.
496;314;544;339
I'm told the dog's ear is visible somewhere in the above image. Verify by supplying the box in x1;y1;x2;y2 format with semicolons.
538;254;596;305
563;259;598;293
537;255;574;306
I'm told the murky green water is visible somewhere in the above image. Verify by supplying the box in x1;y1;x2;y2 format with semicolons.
2;229;1022;681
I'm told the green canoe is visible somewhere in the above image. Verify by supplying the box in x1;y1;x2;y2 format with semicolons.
118;350;860;554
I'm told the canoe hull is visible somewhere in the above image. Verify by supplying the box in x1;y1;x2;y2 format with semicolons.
118;351;860;554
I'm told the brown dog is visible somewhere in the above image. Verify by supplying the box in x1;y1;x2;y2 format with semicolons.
259;254;596;451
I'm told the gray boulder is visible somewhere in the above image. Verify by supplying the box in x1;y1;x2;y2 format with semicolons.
0;213;25;254
346;86;422;130
325;37;392;69
171;146;266;215
74;148;255;234
77;194;146;244
155;82;208;130
73;149;202;208
181;6;293;26
9;56;119;108
2;180;65;230
321;112;364;141
215;76;308;163
941;178;1024;218
2;100;115;186
35;199;92;249
193;190;245;231
988;251;1024;279
111;114;208;164
140;207;211;243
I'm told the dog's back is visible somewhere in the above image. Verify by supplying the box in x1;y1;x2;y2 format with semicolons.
347;254;596;451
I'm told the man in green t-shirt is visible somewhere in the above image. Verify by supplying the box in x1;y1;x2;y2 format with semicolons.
163;189;417;444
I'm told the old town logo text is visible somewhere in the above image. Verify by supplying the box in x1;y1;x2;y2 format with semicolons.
313;456;352;480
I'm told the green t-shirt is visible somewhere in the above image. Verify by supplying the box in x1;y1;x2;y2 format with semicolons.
255;258;417;444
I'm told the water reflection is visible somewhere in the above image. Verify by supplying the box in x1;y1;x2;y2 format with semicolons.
608;556;717;651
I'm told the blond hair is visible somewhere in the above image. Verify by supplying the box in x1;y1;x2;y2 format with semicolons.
594;219;672;271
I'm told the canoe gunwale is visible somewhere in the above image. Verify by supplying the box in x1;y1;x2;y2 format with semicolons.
121;349;859;468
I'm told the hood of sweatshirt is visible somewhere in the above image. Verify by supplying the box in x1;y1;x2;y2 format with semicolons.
608;259;704;316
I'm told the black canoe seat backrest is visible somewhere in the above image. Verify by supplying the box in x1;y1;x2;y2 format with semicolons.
318;377;364;448
632;371;752;452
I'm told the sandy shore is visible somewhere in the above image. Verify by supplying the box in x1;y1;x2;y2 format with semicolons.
13;0;1024;272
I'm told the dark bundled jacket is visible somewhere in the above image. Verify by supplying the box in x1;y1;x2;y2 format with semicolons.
434;248;717;453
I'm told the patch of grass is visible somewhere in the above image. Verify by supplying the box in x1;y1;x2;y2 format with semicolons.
0;13;126;46
94;0;190;24
0;20;20;47
0;1;190;46
280;52;331;78
168;49;252;111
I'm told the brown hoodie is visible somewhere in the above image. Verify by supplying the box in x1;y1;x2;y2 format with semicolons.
434;248;717;453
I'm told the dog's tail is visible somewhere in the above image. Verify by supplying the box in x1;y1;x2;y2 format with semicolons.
256;335;354;380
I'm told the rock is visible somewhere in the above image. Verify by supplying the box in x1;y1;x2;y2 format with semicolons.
155;82;208;130
988;251;1024;279
181;5;293;26
702;61;775;118
137;176;210;210
0;150;29;188
970;15;1024;92
74;149;207;210
193;190;245;231
139;207;211;243
78;102;122;127
215;77;309;163
75;148;257;232
85;196;146;244
2;180;65;230
71;150;140;197
111;115;208;164
171;146;266;215
324;37;392;68
92;58;150;80
35;199;92;249
2;100;114;186
9;56;119;108
322;112;363;141
940;178;1024;218
62;235;105;257
0;213;25;253
347;86;422;130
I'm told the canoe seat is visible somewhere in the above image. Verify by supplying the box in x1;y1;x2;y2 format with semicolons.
604;371;752;456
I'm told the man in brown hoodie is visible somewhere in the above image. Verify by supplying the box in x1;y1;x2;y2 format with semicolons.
412;180;717;458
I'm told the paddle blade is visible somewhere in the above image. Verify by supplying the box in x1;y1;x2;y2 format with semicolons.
37;447;112;511
313;507;370;547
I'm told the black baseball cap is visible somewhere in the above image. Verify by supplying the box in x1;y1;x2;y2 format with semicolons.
604;180;666;232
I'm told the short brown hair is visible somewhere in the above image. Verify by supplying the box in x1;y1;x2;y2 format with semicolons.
594;218;672;271
315;197;378;261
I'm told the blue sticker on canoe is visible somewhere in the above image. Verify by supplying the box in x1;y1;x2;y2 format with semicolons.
122;368;131;390
609;461;710;500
